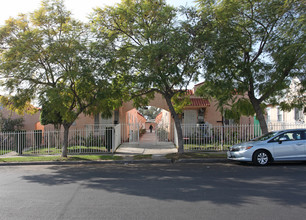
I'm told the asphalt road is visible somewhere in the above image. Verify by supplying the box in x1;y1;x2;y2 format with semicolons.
0;162;306;220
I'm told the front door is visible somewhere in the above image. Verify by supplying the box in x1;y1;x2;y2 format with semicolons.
183;110;197;124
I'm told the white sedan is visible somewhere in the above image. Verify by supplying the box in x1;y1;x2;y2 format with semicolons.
227;129;306;166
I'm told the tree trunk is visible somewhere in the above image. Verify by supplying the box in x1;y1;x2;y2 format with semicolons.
54;124;61;149
164;95;184;154
248;93;268;134
62;123;71;157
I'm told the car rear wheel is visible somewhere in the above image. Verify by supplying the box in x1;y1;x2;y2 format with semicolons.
253;150;270;166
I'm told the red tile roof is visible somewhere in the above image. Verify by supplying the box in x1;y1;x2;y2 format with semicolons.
188;98;210;107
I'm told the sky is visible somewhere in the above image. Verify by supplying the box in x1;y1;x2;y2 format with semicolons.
0;0;197;26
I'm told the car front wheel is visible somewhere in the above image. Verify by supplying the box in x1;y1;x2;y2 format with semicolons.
253;150;270;166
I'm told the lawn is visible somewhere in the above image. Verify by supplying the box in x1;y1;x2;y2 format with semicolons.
184;144;230;151
166;152;227;160
0;150;13;155
23;145;108;155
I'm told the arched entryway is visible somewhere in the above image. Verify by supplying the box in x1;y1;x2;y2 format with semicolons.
115;102;177;154
117;93;175;144
124;107;174;142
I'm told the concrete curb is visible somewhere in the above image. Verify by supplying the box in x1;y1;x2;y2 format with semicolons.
0;158;229;166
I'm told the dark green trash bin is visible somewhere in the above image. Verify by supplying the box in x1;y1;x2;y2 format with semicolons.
15;130;26;155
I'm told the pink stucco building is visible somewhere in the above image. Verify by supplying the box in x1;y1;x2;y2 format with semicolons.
0;83;255;132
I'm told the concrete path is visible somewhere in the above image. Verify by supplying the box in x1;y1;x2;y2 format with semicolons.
115;130;177;155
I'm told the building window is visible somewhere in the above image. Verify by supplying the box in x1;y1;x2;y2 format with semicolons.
294;108;303;121
224;119;235;125
277;107;283;122
94;114;99;124
197;108;205;124
114;110;119;124
266;107;271;123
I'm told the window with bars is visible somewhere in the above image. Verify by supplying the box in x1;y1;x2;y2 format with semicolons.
94;114;99;124
294;108;303;121
277;107;283;122
266;107;271;123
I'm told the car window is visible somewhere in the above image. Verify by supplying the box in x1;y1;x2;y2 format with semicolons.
252;131;280;141
292;132;302;140
272;131;304;142
301;131;306;140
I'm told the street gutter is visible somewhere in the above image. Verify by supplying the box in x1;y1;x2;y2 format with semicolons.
0;157;229;166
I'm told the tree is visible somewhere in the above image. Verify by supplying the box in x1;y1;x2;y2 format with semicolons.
40;99;63;130
138;106;161;120
0;113;24;132
0;0;119;157
92;0;200;153
196;0;305;134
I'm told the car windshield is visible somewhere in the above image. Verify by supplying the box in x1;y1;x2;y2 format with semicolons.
252;131;280;141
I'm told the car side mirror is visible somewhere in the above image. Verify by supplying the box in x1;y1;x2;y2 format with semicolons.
278;137;287;144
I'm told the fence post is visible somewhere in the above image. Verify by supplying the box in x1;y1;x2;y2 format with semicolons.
17;132;20;155
221;126;224;151
48;131;50;155
78;128;80;153
112;127;115;154
137;123;139;143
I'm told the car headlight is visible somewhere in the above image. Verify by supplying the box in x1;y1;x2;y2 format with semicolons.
230;146;253;152
240;146;253;151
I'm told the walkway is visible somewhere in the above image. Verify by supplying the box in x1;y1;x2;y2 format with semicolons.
115;130;177;155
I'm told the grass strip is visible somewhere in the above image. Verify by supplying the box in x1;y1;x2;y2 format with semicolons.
184;144;230;151
0;155;123;163
165;152;227;160
133;154;152;160
0;150;12;155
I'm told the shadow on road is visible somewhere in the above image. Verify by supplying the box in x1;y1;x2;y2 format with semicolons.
21;162;306;207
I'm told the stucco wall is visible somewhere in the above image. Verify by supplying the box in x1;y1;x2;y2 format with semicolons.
145;122;156;130
0;106;41;131
267;106;305;124
204;100;223;125
71;113;94;129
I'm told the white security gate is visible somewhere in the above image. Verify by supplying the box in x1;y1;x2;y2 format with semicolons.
128;123;139;143
155;123;174;143
119;123;140;144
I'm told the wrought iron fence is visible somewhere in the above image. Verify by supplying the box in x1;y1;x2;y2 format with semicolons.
1;122;305;156
86;123;140;144
179;123;306;152
0;126;119;156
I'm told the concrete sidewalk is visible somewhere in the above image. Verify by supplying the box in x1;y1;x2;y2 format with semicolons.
115;142;177;155
115;130;178;155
